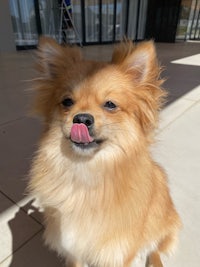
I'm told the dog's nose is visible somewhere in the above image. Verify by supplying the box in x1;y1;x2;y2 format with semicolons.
73;113;94;128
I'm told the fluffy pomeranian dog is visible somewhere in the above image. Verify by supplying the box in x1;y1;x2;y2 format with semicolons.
29;37;181;267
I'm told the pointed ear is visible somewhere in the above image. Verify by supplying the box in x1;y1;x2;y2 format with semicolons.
112;41;166;136
112;40;160;83
37;36;82;78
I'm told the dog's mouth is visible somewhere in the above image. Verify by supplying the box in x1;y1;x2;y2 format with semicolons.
70;123;104;149
71;139;104;149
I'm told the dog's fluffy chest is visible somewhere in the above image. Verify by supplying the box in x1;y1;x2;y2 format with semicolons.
59;215;129;266
44;202;127;267
43;179;133;267
48;210;151;267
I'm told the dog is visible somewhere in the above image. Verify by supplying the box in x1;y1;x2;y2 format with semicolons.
29;37;181;267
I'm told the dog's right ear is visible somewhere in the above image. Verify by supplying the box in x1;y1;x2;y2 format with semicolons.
37;36;82;79
37;37;63;78
32;37;82;122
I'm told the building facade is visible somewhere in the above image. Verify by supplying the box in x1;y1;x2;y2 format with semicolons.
0;0;199;51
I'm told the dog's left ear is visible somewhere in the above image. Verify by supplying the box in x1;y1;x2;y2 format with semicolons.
112;40;160;83
112;41;166;136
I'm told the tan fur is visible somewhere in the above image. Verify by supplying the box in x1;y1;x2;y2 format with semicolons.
29;37;181;267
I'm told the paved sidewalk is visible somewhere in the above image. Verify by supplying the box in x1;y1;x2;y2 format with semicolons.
0;42;200;267
155;85;200;267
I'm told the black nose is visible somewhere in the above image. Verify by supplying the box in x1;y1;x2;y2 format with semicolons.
73;113;94;128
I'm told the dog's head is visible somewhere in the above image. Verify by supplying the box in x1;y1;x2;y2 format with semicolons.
33;37;165;157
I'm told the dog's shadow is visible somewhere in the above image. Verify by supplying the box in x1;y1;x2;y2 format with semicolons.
8;200;64;267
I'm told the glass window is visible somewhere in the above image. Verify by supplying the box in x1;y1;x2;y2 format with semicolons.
85;0;100;43
9;0;38;46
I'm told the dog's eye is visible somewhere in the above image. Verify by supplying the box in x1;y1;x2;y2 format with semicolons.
104;101;117;111
61;98;74;108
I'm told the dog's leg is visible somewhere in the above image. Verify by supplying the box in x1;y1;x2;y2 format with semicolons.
65;256;85;267
146;231;179;267
145;252;163;267
73;262;85;267
65;261;84;267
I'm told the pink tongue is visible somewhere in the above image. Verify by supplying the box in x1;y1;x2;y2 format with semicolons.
70;123;94;144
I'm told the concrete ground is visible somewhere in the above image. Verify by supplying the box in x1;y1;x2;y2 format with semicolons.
0;41;199;267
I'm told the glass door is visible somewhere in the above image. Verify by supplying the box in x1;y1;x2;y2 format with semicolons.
9;0;38;47
9;0;149;48
39;0;60;40
83;0;127;43
101;0;127;42
188;0;200;40
82;0;147;44
9;0;61;48
84;0;100;43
